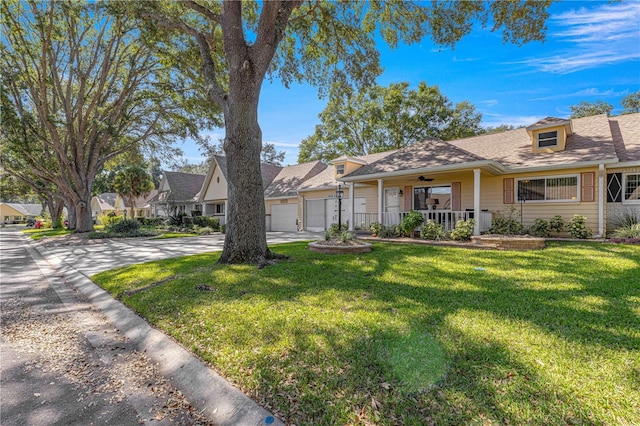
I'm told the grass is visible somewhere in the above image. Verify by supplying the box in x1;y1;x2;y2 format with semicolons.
23;227;73;240
92;242;640;425
152;231;198;239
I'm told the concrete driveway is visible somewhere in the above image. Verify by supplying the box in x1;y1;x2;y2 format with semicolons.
38;231;323;277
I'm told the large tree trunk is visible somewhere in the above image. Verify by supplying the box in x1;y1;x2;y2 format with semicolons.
69;189;94;233
218;86;272;264
45;194;65;229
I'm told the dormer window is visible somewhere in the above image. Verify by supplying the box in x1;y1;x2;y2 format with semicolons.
336;164;345;175
537;131;558;148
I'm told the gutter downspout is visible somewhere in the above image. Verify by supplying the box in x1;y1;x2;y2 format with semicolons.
597;163;604;238
473;169;481;236
377;179;383;225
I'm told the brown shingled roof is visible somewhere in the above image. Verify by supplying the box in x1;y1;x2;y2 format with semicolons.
608;112;640;162
264;161;327;198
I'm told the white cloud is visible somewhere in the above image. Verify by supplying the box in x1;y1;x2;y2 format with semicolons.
479;99;499;107
518;2;640;74
530;87;629;101
482;114;546;128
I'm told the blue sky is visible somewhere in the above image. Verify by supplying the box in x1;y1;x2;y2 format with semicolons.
181;0;640;167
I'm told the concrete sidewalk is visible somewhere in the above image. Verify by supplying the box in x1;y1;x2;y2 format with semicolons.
2;227;306;425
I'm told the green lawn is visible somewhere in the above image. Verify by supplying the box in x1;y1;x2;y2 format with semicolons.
92;242;640;425
22;227;73;240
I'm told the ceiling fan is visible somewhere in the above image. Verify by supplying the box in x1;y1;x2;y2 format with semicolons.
417;176;434;182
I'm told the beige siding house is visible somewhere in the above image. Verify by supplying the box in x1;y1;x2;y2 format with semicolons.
337;113;639;237
149;171;206;217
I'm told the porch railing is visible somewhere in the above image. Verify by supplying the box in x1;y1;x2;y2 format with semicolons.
354;210;493;233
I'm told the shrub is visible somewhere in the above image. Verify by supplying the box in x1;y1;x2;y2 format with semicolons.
192;216;220;230
220;224;226;234
108;219;141;234
568;215;592;239
328;222;348;236
369;222;383;235
450;219;475;241
195;226;214;235
143;217;166;227
324;230;331;241
168;212;187;226
529;218;550;238
420;220;446;240
339;231;354;243
378;225;402;238
549;215;565;234
400;211;425;238
103;212;124;226
490;206;524;235
611;223;640;239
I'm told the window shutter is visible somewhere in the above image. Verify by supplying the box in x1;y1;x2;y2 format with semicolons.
451;182;461;211
503;178;514;204
404;186;412;211
581;172;595;202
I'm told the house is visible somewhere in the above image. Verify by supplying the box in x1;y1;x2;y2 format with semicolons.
0;203;43;224
149;171;206;217
296;151;397;231
335;113;640;237
90;193;117;224
115;189;158;219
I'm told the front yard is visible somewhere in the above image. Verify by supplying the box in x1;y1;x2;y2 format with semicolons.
93;242;639;425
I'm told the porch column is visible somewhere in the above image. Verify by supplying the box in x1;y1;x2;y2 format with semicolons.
348;183;355;231
224;200;228;226
598;163;604;238
473;169;481;236
377;179;383;225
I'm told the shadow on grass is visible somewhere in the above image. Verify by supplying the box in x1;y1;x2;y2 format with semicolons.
94;241;640;425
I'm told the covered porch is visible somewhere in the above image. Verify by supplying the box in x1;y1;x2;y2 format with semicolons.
341;164;504;236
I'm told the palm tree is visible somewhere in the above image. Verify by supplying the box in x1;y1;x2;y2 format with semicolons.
113;166;154;219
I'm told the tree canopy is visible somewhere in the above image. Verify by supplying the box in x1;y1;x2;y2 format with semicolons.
622;91;640;114
1;0;217;232
113;166;155;219
569;100;614;118
298;81;483;163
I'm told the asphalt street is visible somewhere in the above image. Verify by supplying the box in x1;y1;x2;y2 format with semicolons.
1;227;318;425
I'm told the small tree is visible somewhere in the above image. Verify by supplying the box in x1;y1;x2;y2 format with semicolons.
569;100;614;118
622;91;640;114
114;166;154;219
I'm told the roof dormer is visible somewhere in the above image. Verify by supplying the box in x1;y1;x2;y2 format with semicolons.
526;117;573;154
330;156;367;178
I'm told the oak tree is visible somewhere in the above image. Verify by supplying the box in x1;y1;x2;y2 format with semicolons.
125;0;552;264
1;0;215;232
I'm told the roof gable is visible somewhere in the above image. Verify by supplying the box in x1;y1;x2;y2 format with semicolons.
264;161;326;198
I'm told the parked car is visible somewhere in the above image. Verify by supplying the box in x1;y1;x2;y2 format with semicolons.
25;218;35;227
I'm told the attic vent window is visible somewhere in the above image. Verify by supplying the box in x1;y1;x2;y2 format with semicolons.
336;164;345;175
537;131;558;148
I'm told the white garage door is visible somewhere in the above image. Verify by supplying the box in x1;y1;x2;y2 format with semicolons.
271;204;298;231
305;199;325;232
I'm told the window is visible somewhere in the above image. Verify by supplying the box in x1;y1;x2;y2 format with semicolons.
414;186;451;210
517;175;578;202
214;203;225;214
537;131;558;148
624;173;640;202
335;164;345;175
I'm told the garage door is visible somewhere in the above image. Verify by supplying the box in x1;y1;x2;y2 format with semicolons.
305;199;325;232
271;204;298;231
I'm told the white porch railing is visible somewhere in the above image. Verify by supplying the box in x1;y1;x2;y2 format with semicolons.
354;210;493;233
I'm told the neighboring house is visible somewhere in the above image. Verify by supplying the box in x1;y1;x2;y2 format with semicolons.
336;113;640;237
90;193;117;224
297;151;397;231
263;160;327;231
199;155;285;227
149;171;206;217
115;189;158;219
1;203;48;224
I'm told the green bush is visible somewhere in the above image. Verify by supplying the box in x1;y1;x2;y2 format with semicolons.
378;225;402;238
400;211;425;238
220;224;226;234
450;219;475;241
611;223;640;239
529;218;550;238
328;222;348;236
192;216;220;230
339;231;354;243
108;219;141;234
420;220;446;240
490;206;524;235
549;215;565;234
103;212;124;226
195;226;214;235
369;222;383;235
568;215;592;239
168;212;187;226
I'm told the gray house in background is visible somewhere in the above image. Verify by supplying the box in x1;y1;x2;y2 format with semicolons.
149;171;206;217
